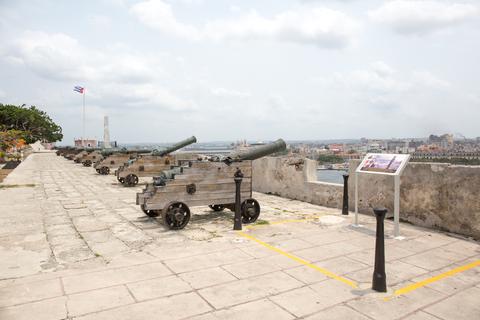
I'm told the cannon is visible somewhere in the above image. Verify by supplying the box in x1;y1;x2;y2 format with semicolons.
116;136;197;187
73;150;90;163
56;146;74;156
136;139;287;230
94;148;152;175
81;150;104;167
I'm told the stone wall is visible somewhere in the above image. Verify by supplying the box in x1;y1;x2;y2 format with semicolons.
252;157;344;209
253;156;480;239
348;160;480;239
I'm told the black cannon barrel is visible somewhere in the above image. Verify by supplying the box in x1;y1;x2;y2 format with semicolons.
100;148;153;157
225;139;286;164
152;136;197;157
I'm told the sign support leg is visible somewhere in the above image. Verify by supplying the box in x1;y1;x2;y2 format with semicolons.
394;175;401;238
354;172;359;226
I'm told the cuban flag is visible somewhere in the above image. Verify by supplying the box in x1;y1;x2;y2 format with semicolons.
73;86;85;94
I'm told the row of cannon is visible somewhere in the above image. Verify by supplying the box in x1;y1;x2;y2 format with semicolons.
56;137;286;230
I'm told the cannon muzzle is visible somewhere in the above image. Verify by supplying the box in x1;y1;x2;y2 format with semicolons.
224;139;286;164
152;136;197;157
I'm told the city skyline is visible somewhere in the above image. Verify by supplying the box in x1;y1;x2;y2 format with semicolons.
1;0;479;143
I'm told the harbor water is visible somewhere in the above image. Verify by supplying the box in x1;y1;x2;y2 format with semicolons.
316;169;348;184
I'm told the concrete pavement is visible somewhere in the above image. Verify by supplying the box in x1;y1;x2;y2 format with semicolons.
0;152;479;319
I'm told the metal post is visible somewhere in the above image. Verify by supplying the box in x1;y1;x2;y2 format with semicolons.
394;175;400;238
82;90;86;146
233;168;244;230
354;172;359;225
372;207;388;292
342;174;349;215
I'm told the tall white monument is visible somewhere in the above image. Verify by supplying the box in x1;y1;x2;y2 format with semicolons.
104;116;111;148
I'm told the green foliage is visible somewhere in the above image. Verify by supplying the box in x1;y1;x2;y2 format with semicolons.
0;104;63;143
317;154;344;164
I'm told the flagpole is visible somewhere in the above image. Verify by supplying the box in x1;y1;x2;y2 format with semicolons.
82;89;85;146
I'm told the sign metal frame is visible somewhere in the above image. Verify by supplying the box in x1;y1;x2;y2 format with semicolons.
354;153;411;238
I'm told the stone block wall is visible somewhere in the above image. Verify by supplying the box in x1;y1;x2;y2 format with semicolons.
252;157;344;209
253;156;480;239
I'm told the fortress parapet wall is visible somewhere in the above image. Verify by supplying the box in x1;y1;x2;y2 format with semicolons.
253;157;480;239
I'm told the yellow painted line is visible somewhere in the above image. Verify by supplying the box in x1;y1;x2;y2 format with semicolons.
237;231;358;288
384;259;480;301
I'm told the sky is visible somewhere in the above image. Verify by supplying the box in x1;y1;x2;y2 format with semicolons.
0;0;479;144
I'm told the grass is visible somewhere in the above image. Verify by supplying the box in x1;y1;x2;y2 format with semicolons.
255;219;270;225
0;184;36;189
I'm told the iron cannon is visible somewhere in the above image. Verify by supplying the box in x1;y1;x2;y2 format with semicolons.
136;139;287;230
116;136;197;187
94;148;152;175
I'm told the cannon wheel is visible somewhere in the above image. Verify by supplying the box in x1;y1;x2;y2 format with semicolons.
96;168;100;173
83;161;91;167
124;174;138;187
101;167;110;175
141;204;160;217
241;199;260;224
117;176;125;183
209;205;225;212
163;202;190;230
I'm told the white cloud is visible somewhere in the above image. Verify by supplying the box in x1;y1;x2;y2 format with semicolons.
412;70;450;88
130;0;200;39
211;87;251;98
131;0;359;48
2;30;195;112
369;0;479;35
88;14;112;30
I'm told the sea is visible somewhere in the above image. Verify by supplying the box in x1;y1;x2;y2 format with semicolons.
316;169;348;184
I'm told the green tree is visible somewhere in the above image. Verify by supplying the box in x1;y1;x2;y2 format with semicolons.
0;104;63;143
317;154;344;164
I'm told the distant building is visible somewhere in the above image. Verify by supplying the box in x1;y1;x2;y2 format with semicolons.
74;138;97;148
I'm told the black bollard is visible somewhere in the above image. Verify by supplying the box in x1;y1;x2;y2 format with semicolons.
233;168;244;230
342;173;349;215
372;207;388;292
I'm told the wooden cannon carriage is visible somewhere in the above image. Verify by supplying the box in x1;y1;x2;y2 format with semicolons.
81;151;103;167
136;139;286;230
60;148;82;159
93;149;151;175
73;150;90;163
116;136;197;187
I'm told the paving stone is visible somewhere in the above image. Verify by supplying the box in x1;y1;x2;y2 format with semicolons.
67;285;134;316
222;257;283;279
348;246;416;266
179;267;237;289
283;265;329;285
75;292;212;320
62;262;172;294
405;311;444;320
165;248;253;273
314;256;370;275
346;260;429;285
424;286;480;320
347;284;446;320
198;271;303;309
0;278;63;307
0;296;67;320
271;279;359;317
127;275;192;301
212;298;294;319
292;241;364;262
304;305;371;320
401;250;457;271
